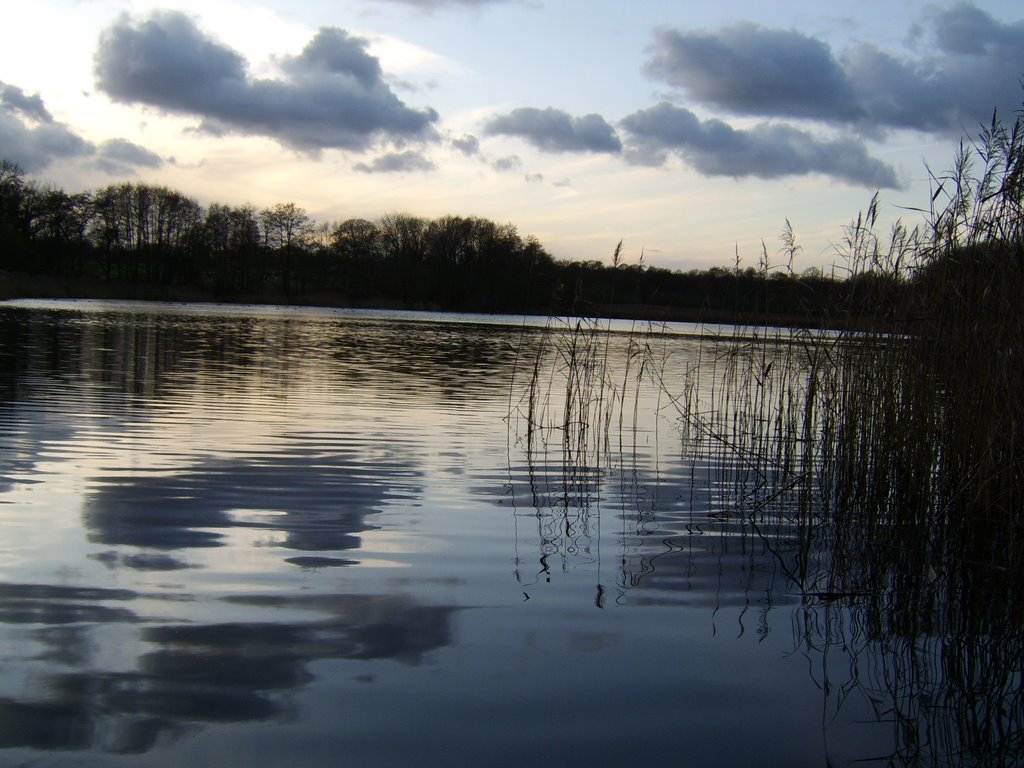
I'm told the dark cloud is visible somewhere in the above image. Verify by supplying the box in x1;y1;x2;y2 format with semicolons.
451;133;480;156
931;2;1021;55
646;24;862;123
840;2;1024;134
645;5;1024;136
0;82;93;173
94;11;439;152
621;102;900;189
279;26;383;88
0;81;163;175
484;107;622;153
491;154;522;172
0;111;93;173
354;150;436;173
838;45;953;134
479;98;895;187
96;138;164;175
0;83;53;123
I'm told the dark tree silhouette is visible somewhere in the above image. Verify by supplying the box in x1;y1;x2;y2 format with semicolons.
0;159;905;327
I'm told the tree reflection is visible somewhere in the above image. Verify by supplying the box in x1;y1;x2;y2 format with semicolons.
0;303;531;407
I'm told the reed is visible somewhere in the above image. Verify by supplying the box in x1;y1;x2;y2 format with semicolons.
674;108;1024;766
507;99;1024;765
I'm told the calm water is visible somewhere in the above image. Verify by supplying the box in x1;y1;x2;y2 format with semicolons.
0;300;996;766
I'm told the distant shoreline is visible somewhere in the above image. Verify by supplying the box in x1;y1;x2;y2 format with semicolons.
0;269;858;331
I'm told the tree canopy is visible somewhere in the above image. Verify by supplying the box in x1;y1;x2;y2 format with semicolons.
0;160;886;326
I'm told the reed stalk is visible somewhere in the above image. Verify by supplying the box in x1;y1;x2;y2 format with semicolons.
507;97;1024;766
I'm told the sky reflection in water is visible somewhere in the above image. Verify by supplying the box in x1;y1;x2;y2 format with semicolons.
0;299;997;767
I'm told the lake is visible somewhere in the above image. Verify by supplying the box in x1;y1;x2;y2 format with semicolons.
0;299;1014;766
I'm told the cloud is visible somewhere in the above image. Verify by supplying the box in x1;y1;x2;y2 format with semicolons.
96;138;164;175
365;0;520;8
0;111;92;174
646;24;861;123
354;150;436;173
841;3;1024;134
931;2;1022;55
0;82;94;173
0;81;163;176
480;99;895;187
451;134;480;156
94;11;439;152
644;5;1024;136
484;107;622;153
0;83;54;124
491;155;522;172
621;102;900;188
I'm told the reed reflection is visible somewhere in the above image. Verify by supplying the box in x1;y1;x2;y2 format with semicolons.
506;320;1024;766
501;319;793;612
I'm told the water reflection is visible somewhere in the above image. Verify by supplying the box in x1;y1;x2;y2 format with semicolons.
0;582;458;755
82;446;420;559
502;444;801;624
0;302;530;402
500;323;1024;767
0;300;1020;766
0;301;487;760
0;582;139;625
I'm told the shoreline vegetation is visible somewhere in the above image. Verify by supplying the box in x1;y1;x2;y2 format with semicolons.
505;106;1023;765
0;267;865;330
523;103;1024;586
2;161;901;331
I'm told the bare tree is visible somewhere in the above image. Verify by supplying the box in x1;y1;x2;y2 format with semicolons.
260;202;313;293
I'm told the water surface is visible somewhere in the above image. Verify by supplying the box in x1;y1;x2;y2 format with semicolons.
0;299;998;766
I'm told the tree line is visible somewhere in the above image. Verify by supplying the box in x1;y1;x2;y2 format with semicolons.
0;160;896;324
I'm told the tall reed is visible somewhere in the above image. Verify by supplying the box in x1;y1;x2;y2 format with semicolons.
507;101;1024;766
682;109;1024;766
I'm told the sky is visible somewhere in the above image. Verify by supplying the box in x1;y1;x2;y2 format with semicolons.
1;0;1023;273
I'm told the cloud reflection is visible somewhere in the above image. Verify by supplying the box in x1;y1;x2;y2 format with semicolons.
0;584;459;755
82;447;421;561
0;582;139;624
